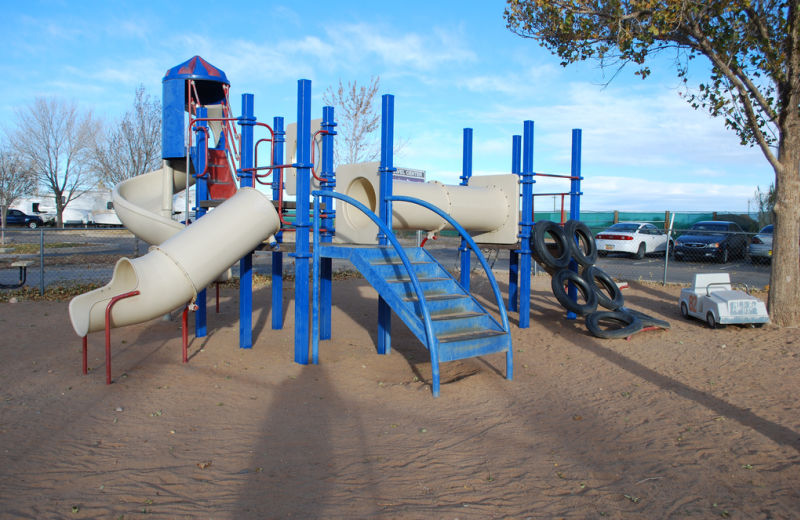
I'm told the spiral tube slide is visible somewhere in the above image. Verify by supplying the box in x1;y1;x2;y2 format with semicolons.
69;188;280;337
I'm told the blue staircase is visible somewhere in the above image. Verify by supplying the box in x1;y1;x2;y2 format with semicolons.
317;244;512;392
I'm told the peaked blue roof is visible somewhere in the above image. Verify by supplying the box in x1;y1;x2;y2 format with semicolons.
163;56;229;85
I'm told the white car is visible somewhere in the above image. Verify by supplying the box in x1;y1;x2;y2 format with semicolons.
595;222;674;259
678;273;769;328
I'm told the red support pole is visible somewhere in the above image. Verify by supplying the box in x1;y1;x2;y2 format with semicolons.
215;283;220;313
82;336;88;375
182;305;190;363
104;291;140;385
560;194;566;224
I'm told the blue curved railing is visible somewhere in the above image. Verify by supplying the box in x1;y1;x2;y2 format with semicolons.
311;191;438;390
389;195;511;335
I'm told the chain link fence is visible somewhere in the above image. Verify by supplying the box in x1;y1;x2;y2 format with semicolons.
0;226;773;294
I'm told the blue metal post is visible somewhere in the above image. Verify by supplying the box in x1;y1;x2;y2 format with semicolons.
238;94;256;348
459;128;473;290
194;107;209;338
519;122;535;329
292;80;313;364
377;95;396;355
566;129;583;320
272;116;285;330
320;106;337;341
508;135;521;313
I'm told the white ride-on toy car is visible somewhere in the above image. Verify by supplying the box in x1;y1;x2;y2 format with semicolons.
679;273;769;329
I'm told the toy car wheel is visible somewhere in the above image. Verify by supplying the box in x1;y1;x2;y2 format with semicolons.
706;311;718;329
680;301;690;319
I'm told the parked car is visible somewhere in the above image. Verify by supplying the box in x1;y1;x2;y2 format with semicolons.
4;209;44;229
595;222;674;259
673;221;748;263
749;224;773;263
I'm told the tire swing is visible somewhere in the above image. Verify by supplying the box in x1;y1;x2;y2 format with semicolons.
564;219;598;268
551;269;598;317
582;266;625;310
618;306;671;330
585;311;643;339
530;220;571;272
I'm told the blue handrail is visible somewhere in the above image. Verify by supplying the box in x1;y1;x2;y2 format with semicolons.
310;191;437;384
389;195;511;335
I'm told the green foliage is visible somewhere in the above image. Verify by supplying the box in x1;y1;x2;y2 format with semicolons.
504;1;791;158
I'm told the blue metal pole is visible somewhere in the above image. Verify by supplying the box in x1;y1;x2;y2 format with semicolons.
377;94;396;355
519;122;535;329
238;94;256;348
459;128;473;290
508;135;521;313
566;129;583;320
194;107;209;338
320;106;337;340
272;116;285;330
292;80;313;365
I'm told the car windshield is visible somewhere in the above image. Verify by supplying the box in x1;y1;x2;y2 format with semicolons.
760;225;773;234
608;223;640;232
689;224;728;233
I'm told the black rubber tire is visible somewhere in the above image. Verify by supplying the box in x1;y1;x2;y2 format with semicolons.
585;311;643;339
719;248;729;263
633;242;646;260
551;269;598;317
582;266;624;310
564;219;598;268
619;306;671;329
706;311;718;329
597;250;608;257
530;220;571;271
680;301;690;319
28;221;38;229
668;241;674;258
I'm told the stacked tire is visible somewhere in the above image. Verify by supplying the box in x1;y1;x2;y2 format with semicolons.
530;220;668;339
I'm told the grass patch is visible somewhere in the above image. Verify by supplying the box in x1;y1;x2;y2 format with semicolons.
0;282;104;303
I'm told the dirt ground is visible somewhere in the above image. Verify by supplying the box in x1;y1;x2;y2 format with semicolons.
0;275;798;519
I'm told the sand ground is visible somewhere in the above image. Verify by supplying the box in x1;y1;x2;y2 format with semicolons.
0;276;798;519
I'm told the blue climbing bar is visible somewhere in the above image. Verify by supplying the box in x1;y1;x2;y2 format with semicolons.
238;94;256;348
377;94;396;355
566;129;583;320
508;135;521;313
320;105;337;341
271;116;285;330
459;128;473;290
292;80;313;364
193;107;209;338
519;122;535;329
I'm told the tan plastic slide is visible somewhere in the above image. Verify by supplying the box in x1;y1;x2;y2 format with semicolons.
69;164;280;337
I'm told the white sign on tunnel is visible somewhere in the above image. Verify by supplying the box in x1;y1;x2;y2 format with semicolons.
393;167;425;183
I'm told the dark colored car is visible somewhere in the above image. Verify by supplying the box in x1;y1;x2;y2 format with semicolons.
673;221;749;263
5;209;44;229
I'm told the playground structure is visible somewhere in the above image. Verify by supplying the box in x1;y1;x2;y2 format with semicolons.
68;56;585;397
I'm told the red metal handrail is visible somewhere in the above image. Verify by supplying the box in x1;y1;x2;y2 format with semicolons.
104;290;140;384
182;304;190;363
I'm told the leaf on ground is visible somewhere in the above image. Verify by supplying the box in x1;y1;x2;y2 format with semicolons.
72;506;80;513
624;494;640;503
197;461;212;469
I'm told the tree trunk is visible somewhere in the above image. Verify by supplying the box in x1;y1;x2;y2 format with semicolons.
54;190;64;229
768;152;800;327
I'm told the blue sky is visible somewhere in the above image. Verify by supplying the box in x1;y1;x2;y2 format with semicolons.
0;0;775;212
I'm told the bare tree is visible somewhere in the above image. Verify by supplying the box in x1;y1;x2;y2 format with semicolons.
10;96;99;228
323;77;407;168
749;183;776;230
0;145;36;247
92;85;162;186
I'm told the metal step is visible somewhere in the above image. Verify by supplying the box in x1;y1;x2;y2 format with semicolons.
430;311;486;321
387;276;451;284
437;329;506;344
403;294;468;302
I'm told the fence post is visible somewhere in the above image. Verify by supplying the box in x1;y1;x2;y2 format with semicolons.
613;210;619;224
39;229;44;295
664;211;670;230
663;213;675;285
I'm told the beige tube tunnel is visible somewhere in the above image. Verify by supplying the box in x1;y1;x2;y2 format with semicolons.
335;162;519;245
